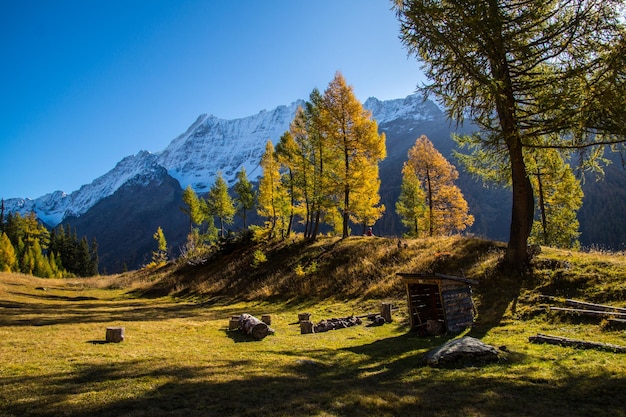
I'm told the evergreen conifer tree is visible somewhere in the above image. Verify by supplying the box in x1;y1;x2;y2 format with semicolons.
152;226;168;265
396;163;427;237
320;72;386;238
206;172;236;239
182;185;204;232
527;149;583;248
233;167;256;229
257;140;290;239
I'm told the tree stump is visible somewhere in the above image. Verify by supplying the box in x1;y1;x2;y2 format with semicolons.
106;327;125;343
380;302;393;323
261;314;272;325
228;315;241;330
427;319;444;335
300;320;314;334
238;313;270;340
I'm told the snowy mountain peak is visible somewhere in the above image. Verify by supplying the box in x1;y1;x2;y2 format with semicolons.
157;100;305;191
363;93;441;125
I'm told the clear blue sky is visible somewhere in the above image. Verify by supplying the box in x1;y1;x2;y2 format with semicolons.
1;1;424;199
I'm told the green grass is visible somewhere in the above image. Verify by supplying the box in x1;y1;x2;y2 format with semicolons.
1;236;625;416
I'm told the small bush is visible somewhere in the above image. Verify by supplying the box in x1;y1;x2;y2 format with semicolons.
252;249;267;268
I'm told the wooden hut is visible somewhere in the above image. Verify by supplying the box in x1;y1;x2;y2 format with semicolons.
397;272;478;335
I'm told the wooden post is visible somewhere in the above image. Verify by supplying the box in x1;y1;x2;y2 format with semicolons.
380;302;393;323
426;320;444;335
298;313;311;322
106;327;124;343
228;315;241;330
238;313;270;340
300;320;314;334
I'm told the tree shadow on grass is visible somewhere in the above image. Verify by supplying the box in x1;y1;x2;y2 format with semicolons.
2;351;625;417
0;291;246;328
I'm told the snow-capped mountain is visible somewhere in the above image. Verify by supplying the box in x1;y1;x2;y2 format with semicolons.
364;94;440;125
157;100;304;191
5;150;165;226
4;93;436;227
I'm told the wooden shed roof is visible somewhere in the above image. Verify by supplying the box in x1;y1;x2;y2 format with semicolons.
396;272;479;286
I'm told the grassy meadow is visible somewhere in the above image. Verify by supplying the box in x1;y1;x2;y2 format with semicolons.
1;236;625;416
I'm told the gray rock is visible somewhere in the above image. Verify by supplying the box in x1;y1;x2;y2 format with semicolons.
424;336;500;367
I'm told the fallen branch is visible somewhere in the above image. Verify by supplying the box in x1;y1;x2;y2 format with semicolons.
529;333;626;353
548;306;626;319
539;296;626;314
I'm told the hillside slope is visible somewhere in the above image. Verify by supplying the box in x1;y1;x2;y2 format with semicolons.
130;235;626;327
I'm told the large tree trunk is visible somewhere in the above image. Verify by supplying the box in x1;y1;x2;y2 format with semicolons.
505;140;534;270
488;1;534;272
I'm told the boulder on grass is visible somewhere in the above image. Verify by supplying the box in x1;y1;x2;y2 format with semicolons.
424;336;500;367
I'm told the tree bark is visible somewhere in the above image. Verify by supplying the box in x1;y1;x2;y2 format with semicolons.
505;141;534;270
486;0;534;272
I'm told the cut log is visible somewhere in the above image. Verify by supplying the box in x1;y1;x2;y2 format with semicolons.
529;333;626;353
238;313;271;340
380;302;393;323
427;319;444;335
298;312;311;322
106;327;124;343
300;320;314;334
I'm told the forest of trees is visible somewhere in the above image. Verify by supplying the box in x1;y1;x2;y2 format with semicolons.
255;72;387;239
0;207;98;277
179;73;474;248
177;71;593;259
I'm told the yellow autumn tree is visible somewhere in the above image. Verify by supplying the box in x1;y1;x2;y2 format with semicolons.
257;140;290;239
526;148;583;249
320;72;386;238
0;232;17;272
405;135;474;236
396;163;427;237
350;162;385;235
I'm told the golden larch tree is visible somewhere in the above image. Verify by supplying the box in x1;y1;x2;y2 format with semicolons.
405;135;474;236
320;72;386;238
